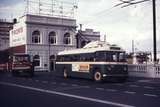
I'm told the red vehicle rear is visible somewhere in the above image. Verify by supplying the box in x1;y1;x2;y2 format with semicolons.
11;54;34;77
0;52;34;77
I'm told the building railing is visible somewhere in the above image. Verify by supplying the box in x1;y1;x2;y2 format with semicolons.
154;64;160;78
128;64;160;78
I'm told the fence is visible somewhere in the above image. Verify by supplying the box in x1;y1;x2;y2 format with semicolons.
154;64;160;78
128;64;160;78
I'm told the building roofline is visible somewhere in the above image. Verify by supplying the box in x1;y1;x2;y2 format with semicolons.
20;14;76;21
26;22;77;28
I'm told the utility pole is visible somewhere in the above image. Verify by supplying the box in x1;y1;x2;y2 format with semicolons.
104;34;106;42
132;40;134;54
115;0;157;63
49;36;51;72
152;0;157;63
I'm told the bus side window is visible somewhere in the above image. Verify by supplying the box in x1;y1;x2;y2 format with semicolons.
71;55;75;61
64;55;72;62
56;56;60;61
95;52;102;61
72;55;79;61
112;53;118;62
113;55;116;62
64;56;68;61
61;56;64;61
86;53;94;61
83;54;87;61
76;55;80;61
57;56;64;62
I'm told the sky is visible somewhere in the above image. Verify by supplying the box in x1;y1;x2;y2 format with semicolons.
0;0;160;53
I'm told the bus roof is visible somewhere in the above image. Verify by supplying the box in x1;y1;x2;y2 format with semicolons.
58;41;125;55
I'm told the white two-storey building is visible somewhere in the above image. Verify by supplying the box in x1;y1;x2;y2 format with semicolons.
10;14;77;71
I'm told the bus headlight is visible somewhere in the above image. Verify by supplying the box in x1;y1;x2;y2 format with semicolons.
103;74;107;77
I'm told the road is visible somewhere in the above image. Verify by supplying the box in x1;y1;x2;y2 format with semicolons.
0;72;160;107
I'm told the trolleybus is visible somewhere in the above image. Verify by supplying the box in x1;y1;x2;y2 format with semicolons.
56;41;128;82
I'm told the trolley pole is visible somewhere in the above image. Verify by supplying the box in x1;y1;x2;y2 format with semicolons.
152;0;157;63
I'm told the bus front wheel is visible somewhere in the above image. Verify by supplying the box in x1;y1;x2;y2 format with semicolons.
94;71;102;82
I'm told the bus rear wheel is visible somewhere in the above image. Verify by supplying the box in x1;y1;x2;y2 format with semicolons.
63;69;68;78
94;71;102;82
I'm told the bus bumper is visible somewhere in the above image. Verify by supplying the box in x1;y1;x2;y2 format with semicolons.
102;74;128;82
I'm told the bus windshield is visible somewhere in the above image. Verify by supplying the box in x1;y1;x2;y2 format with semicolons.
13;55;30;62
95;51;126;62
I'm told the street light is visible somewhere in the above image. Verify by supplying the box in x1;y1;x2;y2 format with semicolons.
49;34;51;72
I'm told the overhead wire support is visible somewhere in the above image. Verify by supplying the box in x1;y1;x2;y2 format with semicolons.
115;0;157;63
114;0;136;7
122;0;150;8
114;0;150;8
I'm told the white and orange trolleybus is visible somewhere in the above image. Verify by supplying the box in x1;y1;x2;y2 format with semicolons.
55;41;128;82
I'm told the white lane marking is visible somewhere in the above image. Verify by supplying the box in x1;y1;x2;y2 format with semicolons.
106;89;117;92
56;85;90;91
129;85;139;88
42;81;48;84
138;80;151;83
96;88;104;91
124;91;136;94
147;81;160;84
82;86;90;88
143;86;154;89
21;78;26;80
7;75;11;77
114;84;124;86
71;84;79;87
0;82;135;107
28;78;32;81
35;80;39;82
51;82;56;85
60;83;68;86
144;94;158;97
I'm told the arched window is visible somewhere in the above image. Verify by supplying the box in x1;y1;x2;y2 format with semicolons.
49;31;56;44
33;55;40;67
63;32;71;45
32;30;40;43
